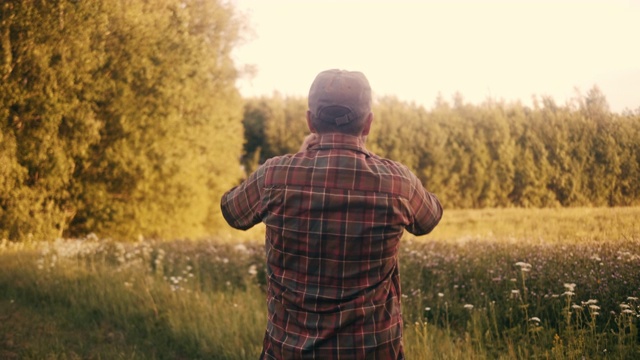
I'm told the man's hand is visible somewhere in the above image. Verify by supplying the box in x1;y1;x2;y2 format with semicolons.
299;133;319;152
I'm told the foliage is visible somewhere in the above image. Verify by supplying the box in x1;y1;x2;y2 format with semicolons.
241;91;640;209
0;0;245;241
241;94;308;174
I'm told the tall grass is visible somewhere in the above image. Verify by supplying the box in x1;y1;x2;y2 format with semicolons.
1;207;639;359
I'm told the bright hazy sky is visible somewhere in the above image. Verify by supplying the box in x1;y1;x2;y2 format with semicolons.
231;0;640;113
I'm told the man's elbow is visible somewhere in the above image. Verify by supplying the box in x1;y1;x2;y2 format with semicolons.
412;199;443;235
220;201;256;231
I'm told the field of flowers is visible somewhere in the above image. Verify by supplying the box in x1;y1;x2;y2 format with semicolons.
0;207;639;359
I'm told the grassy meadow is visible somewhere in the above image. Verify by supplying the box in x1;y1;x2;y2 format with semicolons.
1;207;639;359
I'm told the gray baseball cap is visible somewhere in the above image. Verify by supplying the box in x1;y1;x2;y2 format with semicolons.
308;69;372;126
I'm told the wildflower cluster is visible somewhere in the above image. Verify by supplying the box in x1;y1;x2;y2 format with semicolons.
400;236;640;355
30;235;265;293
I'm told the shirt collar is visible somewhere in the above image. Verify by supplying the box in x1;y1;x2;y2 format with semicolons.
309;133;372;157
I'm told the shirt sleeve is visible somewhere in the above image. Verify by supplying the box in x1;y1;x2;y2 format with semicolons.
220;164;266;230
405;175;443;236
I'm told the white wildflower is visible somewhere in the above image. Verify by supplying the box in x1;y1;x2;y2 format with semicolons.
529;317;541;323
464;304;474;310
563;283;576;292
515;262;532;272
248;264;258;276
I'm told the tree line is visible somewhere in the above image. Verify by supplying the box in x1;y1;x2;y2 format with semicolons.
2;1;639;242
242;91;640;210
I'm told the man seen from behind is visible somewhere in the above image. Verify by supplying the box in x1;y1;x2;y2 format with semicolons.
220;69;443;359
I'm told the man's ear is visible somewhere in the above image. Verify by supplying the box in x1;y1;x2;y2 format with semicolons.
361;112;374;136
306;111;317;133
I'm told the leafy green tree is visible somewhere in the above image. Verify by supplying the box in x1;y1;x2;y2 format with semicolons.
575;87;621;206
473;101;516;207
508;102;556;207
0;1;103;240
1;0;245;241
612;113;640;205
241;94;307;173
72;0;244;239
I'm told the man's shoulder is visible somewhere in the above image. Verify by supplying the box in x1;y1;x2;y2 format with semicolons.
367;153;416;177
261;153;296;166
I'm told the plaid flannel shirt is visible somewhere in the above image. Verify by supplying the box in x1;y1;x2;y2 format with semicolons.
221;133;443;359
